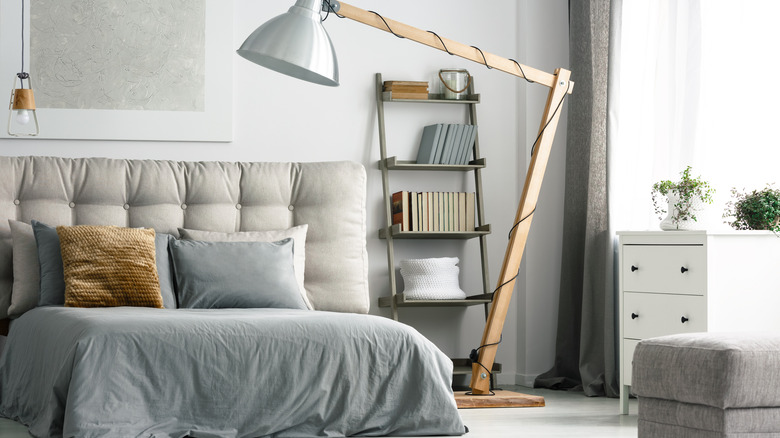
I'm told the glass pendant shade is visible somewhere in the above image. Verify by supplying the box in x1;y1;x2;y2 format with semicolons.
237;0;339;87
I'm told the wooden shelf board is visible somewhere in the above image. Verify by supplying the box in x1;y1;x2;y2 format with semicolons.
382;91;480;103
381;156;486;171
379;224;491;240
378;293;493;308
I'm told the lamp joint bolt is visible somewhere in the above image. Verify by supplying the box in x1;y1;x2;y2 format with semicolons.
480;372;488;379
322;0;340;13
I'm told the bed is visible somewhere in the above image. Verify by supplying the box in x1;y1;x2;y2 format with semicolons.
0;156;465;438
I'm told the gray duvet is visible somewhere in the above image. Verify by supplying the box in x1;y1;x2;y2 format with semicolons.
0;307;465;437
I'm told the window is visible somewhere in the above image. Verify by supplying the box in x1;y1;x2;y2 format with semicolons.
610;0;780;231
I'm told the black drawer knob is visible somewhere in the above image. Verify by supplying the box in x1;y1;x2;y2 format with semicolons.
681;316;689;323
631;313;639;320
681;266;689;273
631;265;639;272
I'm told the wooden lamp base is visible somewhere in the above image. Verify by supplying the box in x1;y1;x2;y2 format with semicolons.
454;390;545;409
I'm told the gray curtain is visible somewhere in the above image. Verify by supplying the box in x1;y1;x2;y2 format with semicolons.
534;0;619;397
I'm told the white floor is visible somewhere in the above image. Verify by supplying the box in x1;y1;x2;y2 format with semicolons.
457;387;638;438
0;387;638;437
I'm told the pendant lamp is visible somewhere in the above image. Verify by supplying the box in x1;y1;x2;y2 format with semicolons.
7;0;39;137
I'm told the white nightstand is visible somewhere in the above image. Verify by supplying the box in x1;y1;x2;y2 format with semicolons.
617;230;780;415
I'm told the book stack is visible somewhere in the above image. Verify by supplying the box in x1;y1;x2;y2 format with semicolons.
383;80;429;100
392;191;476;232
415;124;477;165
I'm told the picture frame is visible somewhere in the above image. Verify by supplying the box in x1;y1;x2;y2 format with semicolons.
0;0;233;142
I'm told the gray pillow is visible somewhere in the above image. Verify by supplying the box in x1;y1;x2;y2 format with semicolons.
32;220;66;307
31;220;177;309
178;225;312;310
169;238;307;310
8;220;40;316
153;233;177;309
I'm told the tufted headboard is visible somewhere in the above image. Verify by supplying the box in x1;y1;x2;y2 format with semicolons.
0;156;369;321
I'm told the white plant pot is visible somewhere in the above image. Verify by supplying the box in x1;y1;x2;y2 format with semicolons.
659;191;705;231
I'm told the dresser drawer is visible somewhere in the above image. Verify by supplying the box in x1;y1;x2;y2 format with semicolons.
623;292;706;339
622;244;705;295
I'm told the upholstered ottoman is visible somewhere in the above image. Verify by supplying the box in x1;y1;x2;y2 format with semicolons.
632;333;780;437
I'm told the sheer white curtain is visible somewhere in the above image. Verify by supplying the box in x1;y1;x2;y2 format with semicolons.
610;0;780;232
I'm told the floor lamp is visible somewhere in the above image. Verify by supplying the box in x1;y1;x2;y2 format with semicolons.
238;0;573;398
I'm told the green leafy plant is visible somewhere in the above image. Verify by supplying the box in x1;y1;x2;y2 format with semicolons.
724;185;780;232
651;166;715;224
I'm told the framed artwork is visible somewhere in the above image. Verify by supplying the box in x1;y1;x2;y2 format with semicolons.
1;0;232;141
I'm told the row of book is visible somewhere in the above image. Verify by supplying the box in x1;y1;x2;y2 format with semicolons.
392;191;476;232
416;123;477;165
383;80;428;100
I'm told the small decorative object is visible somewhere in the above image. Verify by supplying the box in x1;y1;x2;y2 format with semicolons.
438;68;471;100
400;257;466;300
652;166;714;230
724;184;780;233
7;0;38;137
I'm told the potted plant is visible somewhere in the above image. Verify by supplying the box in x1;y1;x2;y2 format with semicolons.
651;166;715;230
724;185;780;233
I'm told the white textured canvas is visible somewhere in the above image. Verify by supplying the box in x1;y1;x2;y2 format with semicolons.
30;0;206;112
0;0;232;141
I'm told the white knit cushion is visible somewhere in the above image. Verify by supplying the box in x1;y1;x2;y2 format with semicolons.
400;257;466;300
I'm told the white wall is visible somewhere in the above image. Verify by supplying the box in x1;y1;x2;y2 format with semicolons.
515;0;570;386
0;0;569;387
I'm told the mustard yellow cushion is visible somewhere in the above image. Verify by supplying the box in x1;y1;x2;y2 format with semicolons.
57;225;163;308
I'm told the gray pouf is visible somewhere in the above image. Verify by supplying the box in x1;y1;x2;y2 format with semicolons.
632;332;780;437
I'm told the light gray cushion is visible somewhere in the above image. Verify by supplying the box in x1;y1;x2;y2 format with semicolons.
178;225;312;310
639;397;780;436
169;238;307;310
0;157;369;318
632;332;780;409
8;220;39;317
31;220;177;309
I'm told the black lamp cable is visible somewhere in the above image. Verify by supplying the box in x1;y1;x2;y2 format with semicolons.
530;81;571;156
18;0;26;88
369;11;405;38
470;46;492;70
427;31;453;55
509;58;534;84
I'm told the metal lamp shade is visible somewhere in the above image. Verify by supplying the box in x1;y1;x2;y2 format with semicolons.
237;0;339;87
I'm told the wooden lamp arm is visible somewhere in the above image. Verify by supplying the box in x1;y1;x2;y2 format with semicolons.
336;2;573;92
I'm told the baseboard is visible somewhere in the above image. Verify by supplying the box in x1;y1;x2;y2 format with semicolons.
512;372;539;388
462;373;539;389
